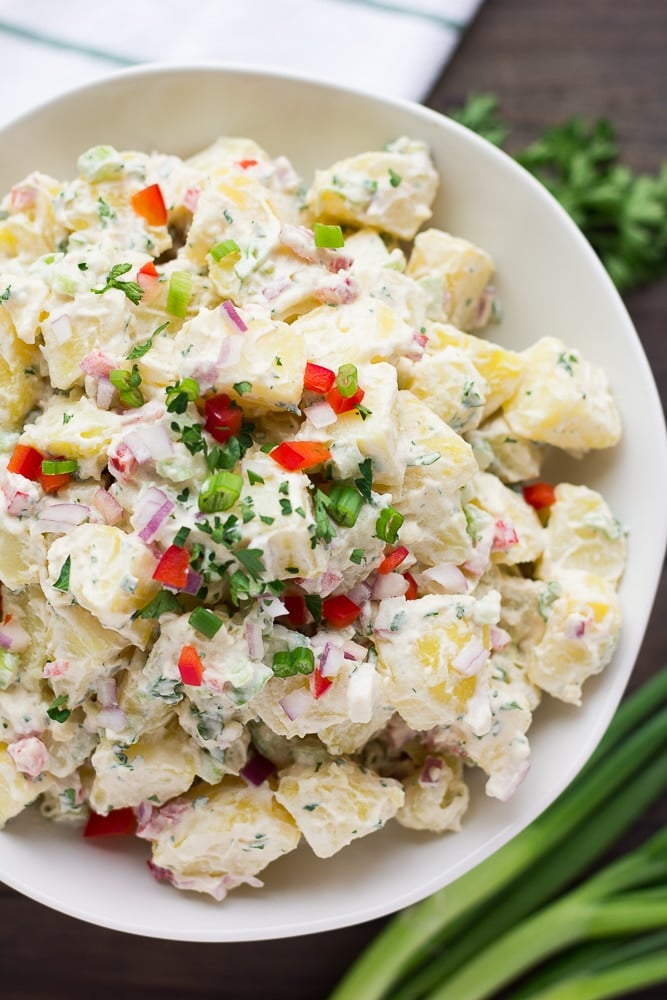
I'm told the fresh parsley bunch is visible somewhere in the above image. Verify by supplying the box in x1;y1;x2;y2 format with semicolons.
450;94;667;292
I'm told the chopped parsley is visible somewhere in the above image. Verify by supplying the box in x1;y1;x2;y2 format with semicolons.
92;263;143;305
127;320;169;360
53;556;71;592
47;694;71;724
134;589;182;620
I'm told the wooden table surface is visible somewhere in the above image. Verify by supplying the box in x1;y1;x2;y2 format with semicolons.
2;2;665;998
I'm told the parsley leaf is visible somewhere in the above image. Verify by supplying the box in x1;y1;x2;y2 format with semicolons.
355;458;373;503
47;694;71;724
127;320;169;360
53;556;71;592
135;590;182;619
92;262;144;305
451;93;667;292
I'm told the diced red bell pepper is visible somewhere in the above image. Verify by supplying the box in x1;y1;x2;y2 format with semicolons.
152;545;190;589
377;545;409;575
237;159;258;169
84;807;136;838
131;183;168;226
326;385;365;415
321;594;361;629
270;441;331;472
283;593;307;628
403;572;419;601
310;665;333;700
38;470;72;493
303;361;336;394
138;260;159;279
7;444;44;481
178;644;204;686
522;481;557;510
204;394;243;444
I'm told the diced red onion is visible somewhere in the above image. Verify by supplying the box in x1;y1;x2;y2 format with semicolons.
10;184;36;211
279;686;312;721
217;333;244;367
462;523;494;576
346;661;376;723
260;595;288;619
7;736;48;778
96;376;115;410
96;677;117;708
262;277;292;301
371;572;409;600
420;563;468;594
319;641;345;679
182;186;200;212
48;313;73;345
134;487;174;542
182;570;203;596
108;442;137;482
93;488;123;525
239;752;276;787
0;618;30;652
97;705;128;731
245;620;264;661
490;625;511;651
35;503;91;534
343;639;367;661
304;400;337;428
220;299;247;332
452;637;490;677
300;569;344;598
42;659;69;678
348;579;374;606
125;425;174;465
492;518;519;551
419;755;444;786
120;399;166;426
80;349;117;378
313;274;359;305
5;488;31;517
189;361;219;392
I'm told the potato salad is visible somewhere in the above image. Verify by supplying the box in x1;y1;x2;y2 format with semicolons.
0;135;625;901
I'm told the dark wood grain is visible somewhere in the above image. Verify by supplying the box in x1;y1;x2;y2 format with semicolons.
1;3;666;998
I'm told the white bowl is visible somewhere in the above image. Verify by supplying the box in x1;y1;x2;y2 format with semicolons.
1;64;666;942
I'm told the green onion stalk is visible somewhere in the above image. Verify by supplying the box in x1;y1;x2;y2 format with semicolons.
329;668;667;1000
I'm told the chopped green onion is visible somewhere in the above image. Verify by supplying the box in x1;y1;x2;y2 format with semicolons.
41;459;78;476
166;270;193;317
388;168;402;187
247;470;265;486
375;505;404;543
210;239;241;261
314;222;345;248
109;365;144;408
233;381;252;396
350;548;365;565
166;377;200;413
271;646;315;677
272;650;295;678
188;606;223;639
198;471;243;513
291;646;315;675
328;483;364;528
336;363;359;399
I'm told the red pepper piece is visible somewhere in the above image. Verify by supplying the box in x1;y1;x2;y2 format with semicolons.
38;470;72;493
138;260;159;278
326;385;365;414
84;807;136;838
7;444;44;481
321;594;361;628
403;572;419;601
152;545;190;589
522;481;557;510
204;394;243;444
303;361;336;394
377;545;409;575
178;644;204;686
311;665;333;699
270;441;332;472
237;159;258;169
131;183;168;226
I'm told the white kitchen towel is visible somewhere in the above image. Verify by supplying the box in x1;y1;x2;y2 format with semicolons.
0;0;484;125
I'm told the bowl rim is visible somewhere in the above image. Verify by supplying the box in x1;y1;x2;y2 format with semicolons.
0;60;666;941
